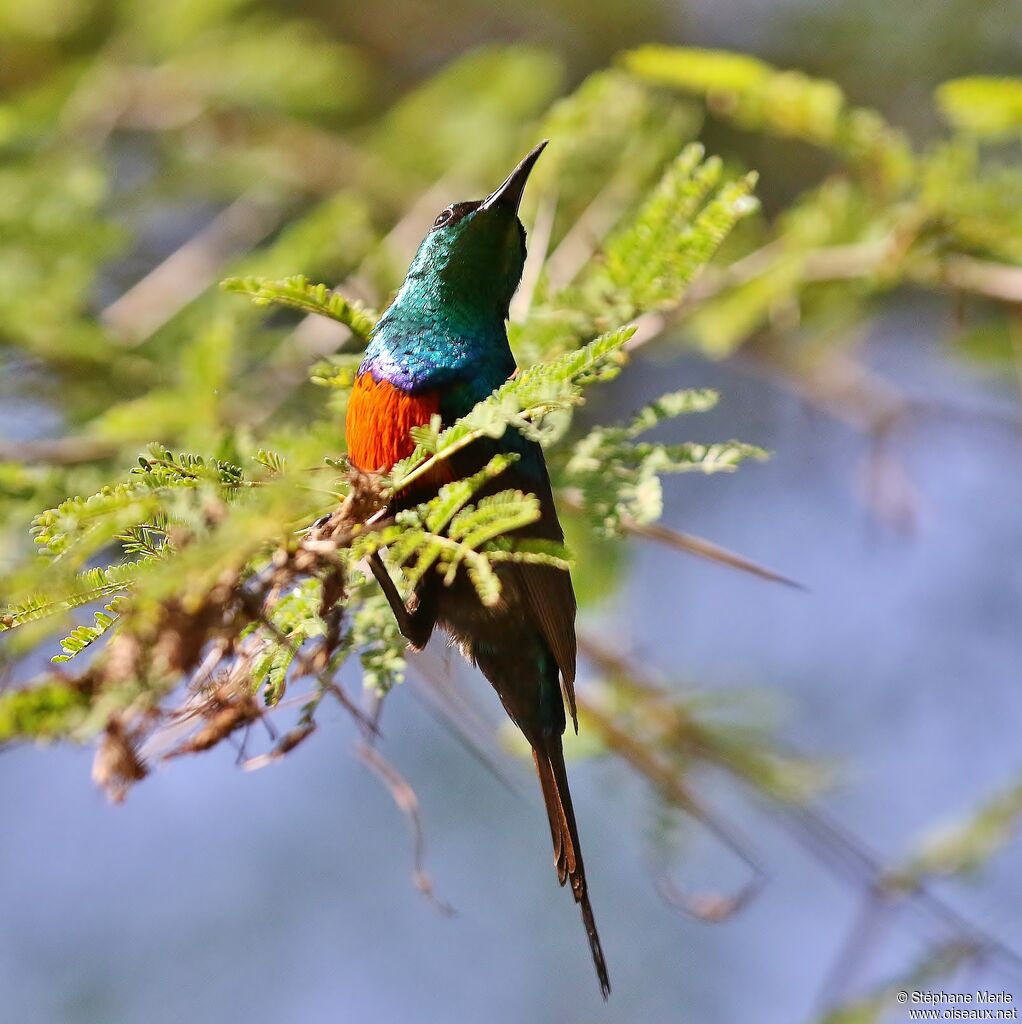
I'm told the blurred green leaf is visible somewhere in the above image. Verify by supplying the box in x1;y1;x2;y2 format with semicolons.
937;76;1022;139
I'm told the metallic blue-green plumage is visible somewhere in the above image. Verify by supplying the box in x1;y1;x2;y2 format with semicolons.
349;143;610;997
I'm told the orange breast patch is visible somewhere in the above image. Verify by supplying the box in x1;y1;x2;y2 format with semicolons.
346;372;442;473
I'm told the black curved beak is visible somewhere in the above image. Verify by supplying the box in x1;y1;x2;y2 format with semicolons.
479;140;548;214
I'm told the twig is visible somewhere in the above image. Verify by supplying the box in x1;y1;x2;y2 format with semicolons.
713;240;1022;307
102;190;290;345
574;638;770;915
927;254;1022;305
813;886;894;1011
0;437;120;465
321;679;379;740
355;739;455;915
559;490;804;589
510;191;557;322
784;807;1022;992
543;178;633;290
579;695;768;919
622;239;1022;365
621;513;805;590
241;722;317;772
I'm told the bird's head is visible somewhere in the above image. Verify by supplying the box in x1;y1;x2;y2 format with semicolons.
399;141;547;321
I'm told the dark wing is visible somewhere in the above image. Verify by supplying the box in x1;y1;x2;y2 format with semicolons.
516;463;578;730
447;427;579;729
519;559;578;729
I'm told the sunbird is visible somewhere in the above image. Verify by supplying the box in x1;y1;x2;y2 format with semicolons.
345;141;611;998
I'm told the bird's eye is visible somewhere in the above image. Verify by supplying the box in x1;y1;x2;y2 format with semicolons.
433;209;453;228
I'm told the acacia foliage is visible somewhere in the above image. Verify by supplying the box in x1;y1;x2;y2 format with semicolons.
1;22;1020;1015
0;124;763;764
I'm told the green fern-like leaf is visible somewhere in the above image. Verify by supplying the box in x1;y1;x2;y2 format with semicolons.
389;325;635;493
936;76;1022;140
252;579;328;706
2;562;151;632
563;389;766;530
51;597;126;663
253;449;287;476
221;275;377;342
420;454;520;533
447;489;542;559
575;145;759;320
621;45;913;189
32;484;161;559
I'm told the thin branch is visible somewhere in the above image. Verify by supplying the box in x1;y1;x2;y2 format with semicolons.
579;696;768;918
102;190;290;345
622;513;805;590
813;886;895;1011
919;254;1022;305
355;739;454;916
727;241;1022;306
543;177;633;291
559;490;804;589
623;239;1022;364
0;437;120;465
511;191;557;322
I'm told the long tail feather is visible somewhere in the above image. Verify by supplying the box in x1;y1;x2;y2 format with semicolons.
533;742;611;999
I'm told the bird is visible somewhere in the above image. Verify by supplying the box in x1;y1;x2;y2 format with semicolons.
344;141;611;998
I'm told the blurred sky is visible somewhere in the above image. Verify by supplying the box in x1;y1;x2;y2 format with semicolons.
5;307;1022;1023
2;1;1022;1022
